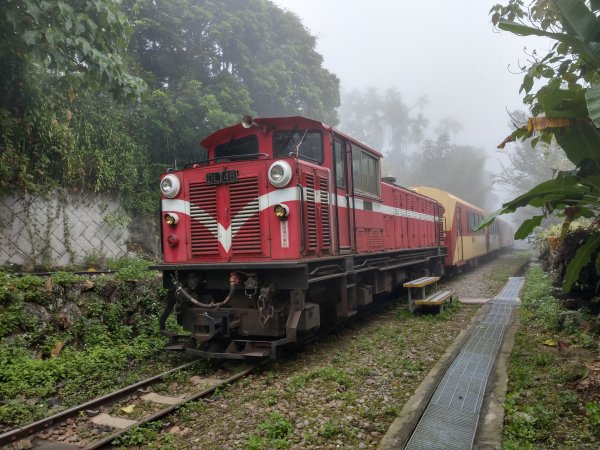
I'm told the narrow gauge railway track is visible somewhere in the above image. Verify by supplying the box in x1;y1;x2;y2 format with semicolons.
1;362;258;449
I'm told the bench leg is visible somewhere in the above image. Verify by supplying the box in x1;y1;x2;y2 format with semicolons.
408;290;414;313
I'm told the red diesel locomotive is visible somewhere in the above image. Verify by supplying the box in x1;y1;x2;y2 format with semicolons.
154;116;460;359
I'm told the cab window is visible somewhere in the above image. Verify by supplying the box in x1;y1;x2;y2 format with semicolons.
351;145;380;197
334;139;346;188
215;135;258;160
273;130;323;164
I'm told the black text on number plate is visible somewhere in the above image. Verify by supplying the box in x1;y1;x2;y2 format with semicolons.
206;170;238;184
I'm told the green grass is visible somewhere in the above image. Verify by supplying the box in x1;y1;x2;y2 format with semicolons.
502;265;599;449
246;412;293;450
289;366;350;392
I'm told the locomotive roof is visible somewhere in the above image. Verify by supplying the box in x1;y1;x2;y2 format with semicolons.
200;116;383;158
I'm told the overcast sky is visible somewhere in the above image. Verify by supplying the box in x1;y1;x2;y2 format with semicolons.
271;0;548;168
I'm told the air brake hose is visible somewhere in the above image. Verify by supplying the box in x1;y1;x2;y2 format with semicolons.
172;272;240;309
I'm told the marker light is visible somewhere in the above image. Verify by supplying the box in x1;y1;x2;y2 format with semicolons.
160;174;180;198
268;160;292;188
167;234;179;247
273;204;289;220
164;212;179;226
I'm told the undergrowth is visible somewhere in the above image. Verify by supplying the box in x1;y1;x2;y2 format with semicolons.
0;258;184;428
502;265;599;449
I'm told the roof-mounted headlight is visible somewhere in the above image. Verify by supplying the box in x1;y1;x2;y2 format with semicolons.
160;174;180;198
268;161;292;188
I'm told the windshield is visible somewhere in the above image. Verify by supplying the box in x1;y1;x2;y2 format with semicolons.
214;135;258;161
273;130;323;164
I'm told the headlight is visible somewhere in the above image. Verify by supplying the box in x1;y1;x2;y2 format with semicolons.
268;161;292;188
164;212;179;226
160;174;180;198
273;204;289;219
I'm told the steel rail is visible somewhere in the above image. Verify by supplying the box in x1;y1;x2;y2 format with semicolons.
84;364;259;449
0;360;200;447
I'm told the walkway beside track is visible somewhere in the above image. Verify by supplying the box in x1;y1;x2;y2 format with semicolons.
380;277;525;450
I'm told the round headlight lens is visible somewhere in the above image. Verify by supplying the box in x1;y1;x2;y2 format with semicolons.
273;204;289;219
164;212;179;226
271;165;284;181
268;161;292;188
160;174;180;198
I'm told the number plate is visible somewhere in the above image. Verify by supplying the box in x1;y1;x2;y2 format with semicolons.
206;170;238;185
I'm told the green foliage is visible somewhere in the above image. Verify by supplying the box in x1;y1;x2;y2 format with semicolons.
289;366;350;392
247;412;293;450
113;421;165;447
502;264;599;448
520;265;560;330
0;0;340;219
585;402;600;437
129;0;340;124
1;0;145;101
111;257;156;281
487;0;600;292
0;269;170;428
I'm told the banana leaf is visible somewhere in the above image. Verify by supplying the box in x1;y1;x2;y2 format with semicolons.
498;20;600;67
585;84;600;128
556;0;600;44
563;234;600;291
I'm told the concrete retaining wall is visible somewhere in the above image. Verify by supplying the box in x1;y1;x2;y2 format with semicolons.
0;190;132;268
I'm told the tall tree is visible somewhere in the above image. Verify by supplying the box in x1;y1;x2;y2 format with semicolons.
1;0;145;107
127;0;340;124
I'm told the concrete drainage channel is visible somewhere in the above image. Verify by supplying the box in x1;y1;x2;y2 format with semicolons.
379;277;525;450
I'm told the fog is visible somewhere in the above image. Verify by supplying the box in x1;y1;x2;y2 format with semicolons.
272;0;549;208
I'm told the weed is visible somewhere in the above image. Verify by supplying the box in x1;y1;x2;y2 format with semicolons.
331;350;351;364
290;366;350;391
502;265;599;448
585;402;600;437
112;421;164;446
247;412;293;450
531;352;555;368
358;336;373;351
383;404;400;416
51;271;84;286
319;418;341;438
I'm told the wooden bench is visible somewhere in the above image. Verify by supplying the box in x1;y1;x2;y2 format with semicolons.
415;290;454;312
403;276;439;313
403;276;454;313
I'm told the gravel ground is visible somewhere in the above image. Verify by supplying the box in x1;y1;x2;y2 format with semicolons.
122;252;529;449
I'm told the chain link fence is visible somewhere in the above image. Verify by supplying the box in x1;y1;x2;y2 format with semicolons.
0;190;138;268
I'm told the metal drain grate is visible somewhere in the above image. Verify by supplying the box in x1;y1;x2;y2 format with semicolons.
404;277;525;450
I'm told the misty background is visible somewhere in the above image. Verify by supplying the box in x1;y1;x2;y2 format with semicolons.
272;0;555;212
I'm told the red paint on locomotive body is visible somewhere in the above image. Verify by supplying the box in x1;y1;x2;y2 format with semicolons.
153;117;508;360
159;116;442;264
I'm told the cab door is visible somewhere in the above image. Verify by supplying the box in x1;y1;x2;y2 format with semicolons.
333;135;354;252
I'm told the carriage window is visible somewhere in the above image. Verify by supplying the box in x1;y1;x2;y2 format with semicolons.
215;135;258;160
334;139;346;187
273;131;323;164
351;146;380;197
468;212;485;233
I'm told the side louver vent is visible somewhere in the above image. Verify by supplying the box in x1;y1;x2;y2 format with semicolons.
230;176;262;253
319;177;331;250
304;173;318;252
189;183;219;255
